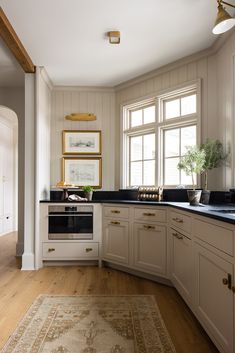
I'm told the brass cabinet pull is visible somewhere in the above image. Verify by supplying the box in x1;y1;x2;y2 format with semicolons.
172;217;183;223
110;221;120;225
143;212;155;216
222;273;232;289
86;248;93;252
222;278;228;285
48;248;55;252
172;232;183;240
111;210;120;214
143;225;155;230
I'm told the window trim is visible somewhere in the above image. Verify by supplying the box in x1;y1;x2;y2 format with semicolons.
121;79;201;189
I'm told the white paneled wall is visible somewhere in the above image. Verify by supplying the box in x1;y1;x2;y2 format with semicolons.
115;31;235;191
115;57;218;189
51;88;115;190
216;33;235;192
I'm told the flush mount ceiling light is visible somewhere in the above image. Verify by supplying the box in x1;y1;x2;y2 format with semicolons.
213;0;235;34
107;31;120;44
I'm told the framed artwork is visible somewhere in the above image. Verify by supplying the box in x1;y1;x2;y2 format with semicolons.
62;157;102;188
62;130;102;155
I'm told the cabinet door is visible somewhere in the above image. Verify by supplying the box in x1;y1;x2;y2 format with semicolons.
194;243;234;353
133;223;167;276
170;228;192;305
103;219;129;264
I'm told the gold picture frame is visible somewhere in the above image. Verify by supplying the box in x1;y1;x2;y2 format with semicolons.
62;157;102;188
62;130;102;155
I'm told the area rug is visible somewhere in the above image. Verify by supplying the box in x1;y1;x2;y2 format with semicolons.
1;295;176;353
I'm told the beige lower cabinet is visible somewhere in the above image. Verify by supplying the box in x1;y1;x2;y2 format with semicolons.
170;227;193;306
102;204;235;353
133;222;167;276
103;218;129;265
194;241;234;353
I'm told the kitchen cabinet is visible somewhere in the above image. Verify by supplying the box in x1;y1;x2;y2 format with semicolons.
170;227;193;306
38;203;102;269
133;222;167;275
103;218;129;265
194;241;234;353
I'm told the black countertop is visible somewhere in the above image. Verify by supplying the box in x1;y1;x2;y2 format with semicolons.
40;199;235;225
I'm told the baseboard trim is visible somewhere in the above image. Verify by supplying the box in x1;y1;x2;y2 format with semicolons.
21;252;35;270
103;261;172;287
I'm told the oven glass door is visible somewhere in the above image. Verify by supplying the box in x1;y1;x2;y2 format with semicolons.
48;212;93;240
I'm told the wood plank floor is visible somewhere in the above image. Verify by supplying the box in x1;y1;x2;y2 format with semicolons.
0;232;219;353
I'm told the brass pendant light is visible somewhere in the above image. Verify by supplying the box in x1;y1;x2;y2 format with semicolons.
213;0;235;34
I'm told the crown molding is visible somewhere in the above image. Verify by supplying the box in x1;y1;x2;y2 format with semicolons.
115;28;235;92
53;85;115;93
38;67;53;91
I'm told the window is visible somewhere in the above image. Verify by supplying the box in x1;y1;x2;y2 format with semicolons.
130;105;155;128
163;125;196;185
164;93;196;120
122;83;200;188
130;133;155;186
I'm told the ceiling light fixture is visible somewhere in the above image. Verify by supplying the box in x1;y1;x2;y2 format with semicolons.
107;31;120;44
212;0;235;34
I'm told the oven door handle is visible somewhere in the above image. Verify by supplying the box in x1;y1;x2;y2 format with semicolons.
48;214;92;217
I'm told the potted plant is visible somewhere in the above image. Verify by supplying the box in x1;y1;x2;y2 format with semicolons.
178;145;206;205
200;139;227;204
82;185;94;201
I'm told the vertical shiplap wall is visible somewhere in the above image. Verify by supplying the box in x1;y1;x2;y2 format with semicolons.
51;88;116;190
115;56;221;189
216;32;235;191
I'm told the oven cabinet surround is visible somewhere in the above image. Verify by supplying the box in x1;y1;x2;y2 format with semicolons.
38;203;102;268
102;205;168;278
102;204;235;353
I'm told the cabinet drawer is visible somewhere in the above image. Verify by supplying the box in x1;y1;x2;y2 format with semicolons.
42;242;99;259
103;206;129;219
170;210;191;234
134;208;166;222
194;218;234;256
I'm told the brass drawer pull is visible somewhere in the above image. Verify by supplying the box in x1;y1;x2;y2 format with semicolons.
143;212;155;216
222;273;232;289
172;217;183;223
143;225;155;230
111;221;120;225
48;248;55;252
172;232;183;240
111;210;120;214
86;248;93;252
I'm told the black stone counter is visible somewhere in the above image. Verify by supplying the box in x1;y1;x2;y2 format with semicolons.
40;199;235;225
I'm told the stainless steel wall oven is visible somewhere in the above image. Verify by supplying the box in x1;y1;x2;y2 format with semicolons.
48;205;93;240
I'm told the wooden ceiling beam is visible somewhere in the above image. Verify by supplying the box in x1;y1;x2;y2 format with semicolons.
0;7;35;73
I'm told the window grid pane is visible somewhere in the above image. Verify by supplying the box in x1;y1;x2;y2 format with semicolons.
130;105;155;129
129;133;155;186
164;125;196;186
163;92;197;120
